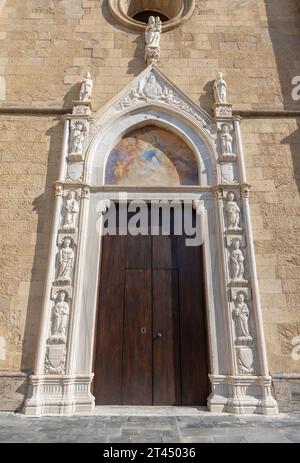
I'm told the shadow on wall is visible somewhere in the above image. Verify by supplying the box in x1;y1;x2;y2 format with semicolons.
20;119;63;377
264;0;300;195
101;0;148;77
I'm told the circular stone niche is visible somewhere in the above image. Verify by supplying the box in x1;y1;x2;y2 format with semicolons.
108;0;195;32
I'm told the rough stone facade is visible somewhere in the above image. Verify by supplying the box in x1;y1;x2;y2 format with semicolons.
0;0;300;411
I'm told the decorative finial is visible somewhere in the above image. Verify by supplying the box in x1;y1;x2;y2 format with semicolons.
145;16;161;66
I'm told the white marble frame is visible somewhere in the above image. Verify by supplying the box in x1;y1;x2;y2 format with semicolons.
23;92;278;415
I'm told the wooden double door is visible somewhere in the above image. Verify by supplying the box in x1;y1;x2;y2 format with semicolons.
94;210;209;406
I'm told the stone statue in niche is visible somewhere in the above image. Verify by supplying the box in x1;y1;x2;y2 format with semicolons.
79;71;93;102
70;121;86;155
230;239;248;284
220;124;236;160
50;291;70;343
62;191;79;232
226;192;242;231
214;72;227;104
145;16;161;66
57;237;74;284
233;292;252;343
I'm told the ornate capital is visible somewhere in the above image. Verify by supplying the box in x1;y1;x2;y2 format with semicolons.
54;184;64;197
241;184;251;199
192;200;202;216
98;199;112;216
81;186;90;200
214;188;224;200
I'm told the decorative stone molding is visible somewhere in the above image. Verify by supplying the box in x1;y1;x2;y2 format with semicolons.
112;66;217;147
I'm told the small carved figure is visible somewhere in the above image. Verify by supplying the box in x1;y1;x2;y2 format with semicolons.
57;237;74;283
62;192;79;231
145;16;161;48
145;16;161;66
79;72;93;102
214;72;227;104
144;74;161;99
230;239;247;283
51;292;70;342
220;124;234;155
233;293;252;342
71;121;86;154
226;192;241;231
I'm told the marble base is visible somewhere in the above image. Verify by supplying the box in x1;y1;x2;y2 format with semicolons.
23;374;95;416
208;374;278;416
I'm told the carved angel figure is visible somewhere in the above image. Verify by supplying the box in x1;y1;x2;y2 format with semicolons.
220;124;233;155
214;72;227;104
79;72;93;102
226;192;241;230
145;16;161;48
63;192;79;230
230;239;247;283
57;237;74;283
233;293;252;342
51;292;70;341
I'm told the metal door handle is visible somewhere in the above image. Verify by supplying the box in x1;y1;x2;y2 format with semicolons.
154;332;162;340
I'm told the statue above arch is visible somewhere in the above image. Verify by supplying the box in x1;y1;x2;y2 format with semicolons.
105;125;199;186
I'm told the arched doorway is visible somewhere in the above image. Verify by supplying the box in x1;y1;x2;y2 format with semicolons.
93;126;209;405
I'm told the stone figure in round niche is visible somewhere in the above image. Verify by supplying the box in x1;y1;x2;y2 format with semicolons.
145;16;162;48
51;291;70;343
214;72;227;104
233;292;252;343
226;192;241;231
105;126;199;186
57;237;74;284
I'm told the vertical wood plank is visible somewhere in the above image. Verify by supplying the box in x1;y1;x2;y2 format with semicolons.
122;269;152;405
153;268;181;405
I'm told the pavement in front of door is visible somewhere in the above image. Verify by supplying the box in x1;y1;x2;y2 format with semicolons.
0;408;300;443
